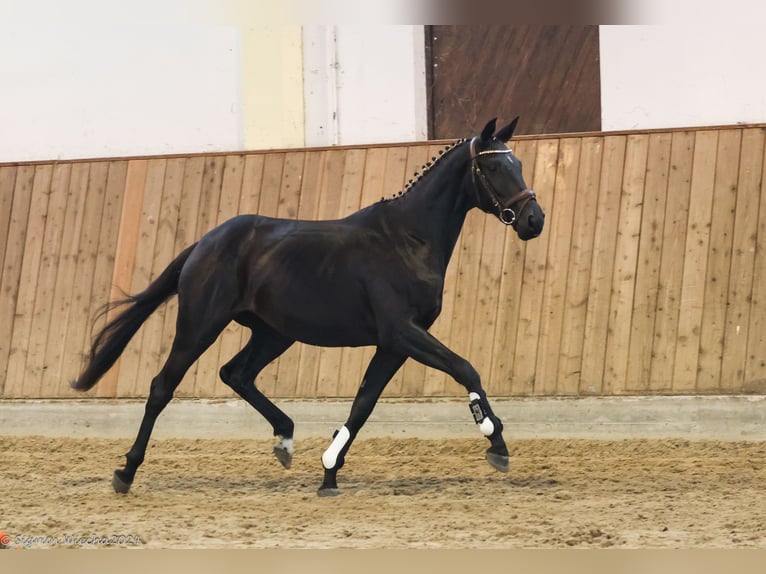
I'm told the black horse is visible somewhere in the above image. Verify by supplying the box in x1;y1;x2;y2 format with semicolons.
72;117;545;496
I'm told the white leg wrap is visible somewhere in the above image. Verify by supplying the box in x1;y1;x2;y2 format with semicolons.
469;392;495;436
479;417;495;436
322;426;351;469
278;437;294;454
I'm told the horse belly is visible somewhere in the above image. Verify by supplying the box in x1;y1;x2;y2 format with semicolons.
254;281;377;348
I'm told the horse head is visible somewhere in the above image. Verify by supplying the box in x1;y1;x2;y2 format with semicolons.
469;117;545;241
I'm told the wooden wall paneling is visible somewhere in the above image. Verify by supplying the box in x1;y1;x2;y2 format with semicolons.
107;160;149;396
314;150;346;397
5;164;53;397
488;140;537;395
0;166;35;395
124;159;167;397
0;166;17;275
44;164;93;396
129;158;186;398
59;162;110;394
672;131;719;392
512;138;559;395
722;128;764;391
648;132;695;392
697;130;742;392
625;133;672;392
557;137;603;394
603;134;649;394
534;137;581;395
86;161;129;398
744;133;766;391
579;135;626;395
25;164;72;396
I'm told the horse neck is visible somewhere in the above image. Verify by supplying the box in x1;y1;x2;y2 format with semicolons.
380;143;475;266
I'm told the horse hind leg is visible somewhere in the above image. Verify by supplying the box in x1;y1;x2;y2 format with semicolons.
113;315;230;494
219;321;295;468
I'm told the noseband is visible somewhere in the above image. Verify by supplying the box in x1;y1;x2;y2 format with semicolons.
469;137;537;227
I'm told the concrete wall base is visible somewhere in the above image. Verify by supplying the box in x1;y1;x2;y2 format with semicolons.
1;396;764;441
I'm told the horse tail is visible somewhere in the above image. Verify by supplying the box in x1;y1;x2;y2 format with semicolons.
70;242;198;392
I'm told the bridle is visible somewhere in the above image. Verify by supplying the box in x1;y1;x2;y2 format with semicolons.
469;137;537;227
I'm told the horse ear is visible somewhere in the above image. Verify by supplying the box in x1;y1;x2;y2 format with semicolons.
494;117;520;143
480;118;498;142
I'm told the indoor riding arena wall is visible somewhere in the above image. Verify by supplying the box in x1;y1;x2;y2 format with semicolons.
2;124;765;399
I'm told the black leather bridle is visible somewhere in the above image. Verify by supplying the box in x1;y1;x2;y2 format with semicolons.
469;137;537;227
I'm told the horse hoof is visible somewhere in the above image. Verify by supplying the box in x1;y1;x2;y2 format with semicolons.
112;470;132;494
486;451;509;473
317;487;341;498
273;445;292;469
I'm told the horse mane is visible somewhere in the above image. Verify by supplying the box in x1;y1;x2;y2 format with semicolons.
379;138;468;203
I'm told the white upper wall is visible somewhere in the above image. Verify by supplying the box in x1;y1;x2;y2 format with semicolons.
302;25;428;147
0;1;245;162
600;25;766;131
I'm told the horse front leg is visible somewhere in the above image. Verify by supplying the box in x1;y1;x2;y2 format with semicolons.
391;324;509;472
318;349;406;497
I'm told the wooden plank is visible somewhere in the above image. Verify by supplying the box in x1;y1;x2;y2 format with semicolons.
649;131;695;392
511;138;559;395
487;140;537;397
104;161;148;396
41;164;92;396
24;164;72;396
744;133;766;390
672;131;719;392
534;137;581;395
0;166;17;277
61;162;110;395
625;133;672;392
5;165;53;397
86;161;129;398
256;153;286;218
603;134;649;394
0;166;35;395
721;128;764;392
579;135;626;395
132;159;188;398
120;160;166;397
557;137;603;395
697;130;742;392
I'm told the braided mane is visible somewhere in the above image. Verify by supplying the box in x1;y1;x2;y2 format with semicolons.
379;139;467;203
